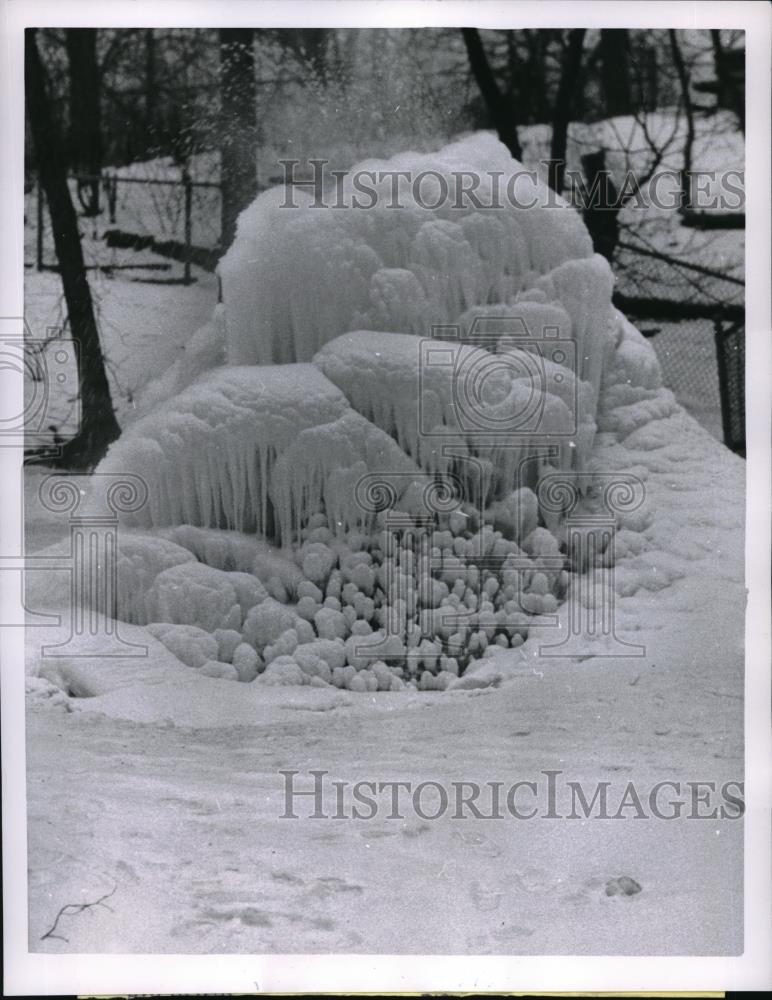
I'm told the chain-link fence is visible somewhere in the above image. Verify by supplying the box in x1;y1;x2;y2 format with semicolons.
613;214;745;456
630;312;745;455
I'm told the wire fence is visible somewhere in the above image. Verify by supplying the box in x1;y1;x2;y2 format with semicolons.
25;168;223;284
630;312;745;455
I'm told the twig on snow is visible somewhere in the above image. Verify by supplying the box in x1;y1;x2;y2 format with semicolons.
40;883;117;943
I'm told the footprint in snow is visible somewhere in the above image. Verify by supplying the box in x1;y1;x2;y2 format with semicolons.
307;876;364;898
604;875;642;897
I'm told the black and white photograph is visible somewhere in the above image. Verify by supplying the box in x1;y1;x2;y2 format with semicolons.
2;0;770;994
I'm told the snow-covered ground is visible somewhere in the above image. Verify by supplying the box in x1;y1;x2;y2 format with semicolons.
23;261;218;444
22;131;745;956
25;391;744;954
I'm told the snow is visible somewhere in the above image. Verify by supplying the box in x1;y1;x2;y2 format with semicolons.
23;252;217;439
145;562;242;633
232;643;261;682
219;133;595;367
21;127;746;957
314;326;591;497
93;363;351;538
25;400;745;950
115;532;197;624
242;599;306;653
145;622;219;669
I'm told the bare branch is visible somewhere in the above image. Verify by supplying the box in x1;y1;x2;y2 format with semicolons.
41;884;117;944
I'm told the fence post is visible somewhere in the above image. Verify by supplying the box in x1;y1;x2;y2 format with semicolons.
36;175;44;271
712;315;746;456
183;167;192;285
104;174;117;225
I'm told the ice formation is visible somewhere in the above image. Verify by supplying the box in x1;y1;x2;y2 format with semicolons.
313;328;585;496
97;362;421;543
219;133;597;366
88;133;663;689
100;134;623;540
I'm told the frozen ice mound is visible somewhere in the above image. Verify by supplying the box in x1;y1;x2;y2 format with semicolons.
219;133;597;368
79;133;676;692
313;328;581;496
95;361;423;544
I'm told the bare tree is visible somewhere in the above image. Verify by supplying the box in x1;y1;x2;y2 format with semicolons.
548;29;586;193
219;29;258;250
668;30;695;209
64;28;102;215
144;28;157;155
461;28;522;159
26;28;120;468
598;29;633;117
709;30;744;132
272;28;335;84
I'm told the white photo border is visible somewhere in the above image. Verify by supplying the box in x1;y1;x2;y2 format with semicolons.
2;1;770;994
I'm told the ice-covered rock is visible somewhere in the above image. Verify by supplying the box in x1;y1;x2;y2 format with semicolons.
146;622;218;669
96;361;421;544
214;628;242;663
116;532;197;624
145;561;241;632
259;656;310;686
200;660;239;681
242;598;302;651
232;642;262;681
87;133;672;693
294;637;347;672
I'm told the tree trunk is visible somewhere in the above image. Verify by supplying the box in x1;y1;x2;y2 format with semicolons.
298;29;332;84
64;28;102;216
710;29;744;132
26;29;121;468
599;29;632;117
219;29;258;251
461;28;522;160
581;150;620;262
525;30;550;124
549;29;586;194
669;29;695;209
144;28;157;156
